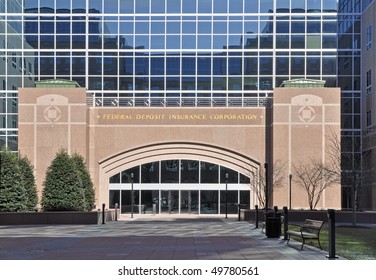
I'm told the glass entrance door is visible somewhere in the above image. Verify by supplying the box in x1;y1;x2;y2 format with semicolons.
160;190;179;213
180;190;199;214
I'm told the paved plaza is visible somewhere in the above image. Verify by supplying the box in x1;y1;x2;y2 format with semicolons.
0;215;336;260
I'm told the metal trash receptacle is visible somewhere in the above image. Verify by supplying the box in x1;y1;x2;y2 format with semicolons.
265;212;281;238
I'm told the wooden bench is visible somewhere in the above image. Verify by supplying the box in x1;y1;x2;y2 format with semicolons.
287;219;324;250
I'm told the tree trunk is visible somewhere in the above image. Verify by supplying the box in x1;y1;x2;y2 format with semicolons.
352;185;357;227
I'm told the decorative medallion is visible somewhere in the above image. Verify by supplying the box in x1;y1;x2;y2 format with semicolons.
298;106;315;123
43;105;62;123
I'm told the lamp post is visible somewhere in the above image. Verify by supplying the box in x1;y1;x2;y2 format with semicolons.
225;172;229;219
131;172;134;218
289;174;292;210
264;163;268;212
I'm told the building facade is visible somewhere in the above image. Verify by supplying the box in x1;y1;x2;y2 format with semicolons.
18;82;341;213
1;0;374;210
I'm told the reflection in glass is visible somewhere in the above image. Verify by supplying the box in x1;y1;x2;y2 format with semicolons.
220;190;238;214
161;160;179;183
200;162;219;183
200;190;218;214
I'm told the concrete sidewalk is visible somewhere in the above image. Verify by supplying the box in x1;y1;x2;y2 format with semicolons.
0;214;337;260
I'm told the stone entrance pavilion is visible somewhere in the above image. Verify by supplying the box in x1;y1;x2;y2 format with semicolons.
18;80;341;213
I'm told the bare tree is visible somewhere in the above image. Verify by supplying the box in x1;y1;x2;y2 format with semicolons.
293;159;338;210
250;160;286;209
327;132;371;226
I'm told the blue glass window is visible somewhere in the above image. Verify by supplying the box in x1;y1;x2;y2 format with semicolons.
259;57;272;75
136;21;149;34
307;0;321;13
40;35;54;49
151;77;164;90
40;0;54;12
56;56;70;75
323;21;337;33
120;0;134;13
260;0;273;13
323;0;338;12
197;77;211;90
136;0;150;13
182;0;196;13
198;0;212;13
213;56;226;75
322;35;337;48
182;21;196;33
322;57;336;75
72;57;86;75
182;57;196;75
291;56;305;75
276;21;289;33
291;21;305;33
56;0;70;13
307;57;320;75
182;77;195;90
276;56;289;75
151;0;165;13
307;21;321;33
229;0;243;13
89;0;102;13
167;20;180;34
120;21;134;34
182;35;196;49
260;35;273;49
197;35;211;49
276;0;290;12
104;0;118;13
244;57;258;75
135;56;149;75
197;57;211;75
213;21;227;34
104;22;118;34
89;20;101;34
291;0;305;13
198;21;212;34
135;77;149;90
25;21;38;34
166;77;180;90
72;22;86;34
276;35;289;49
151;35;165;49
166;35;180;49
24;0;38;13
291;35;305;48
167;0;181;13
135;35;149;48
229;21;242;34
166;57;180;75
244;0;258;13
213;35;227;49
73;0;86;12
56;35;70;48
228;57;242;75
40;21;54;34
151;22;165;34
214;0;227;13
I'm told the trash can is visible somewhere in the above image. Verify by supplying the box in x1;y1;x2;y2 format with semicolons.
265;212;281;238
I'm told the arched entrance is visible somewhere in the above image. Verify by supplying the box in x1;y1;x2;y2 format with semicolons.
98;142;260;215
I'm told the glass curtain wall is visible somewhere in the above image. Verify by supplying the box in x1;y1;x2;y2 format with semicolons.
0;0;340;151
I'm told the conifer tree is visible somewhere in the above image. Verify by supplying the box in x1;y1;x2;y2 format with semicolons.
71;153;95;211
19;155;38;211
0;146;27;212
41;149;86;211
